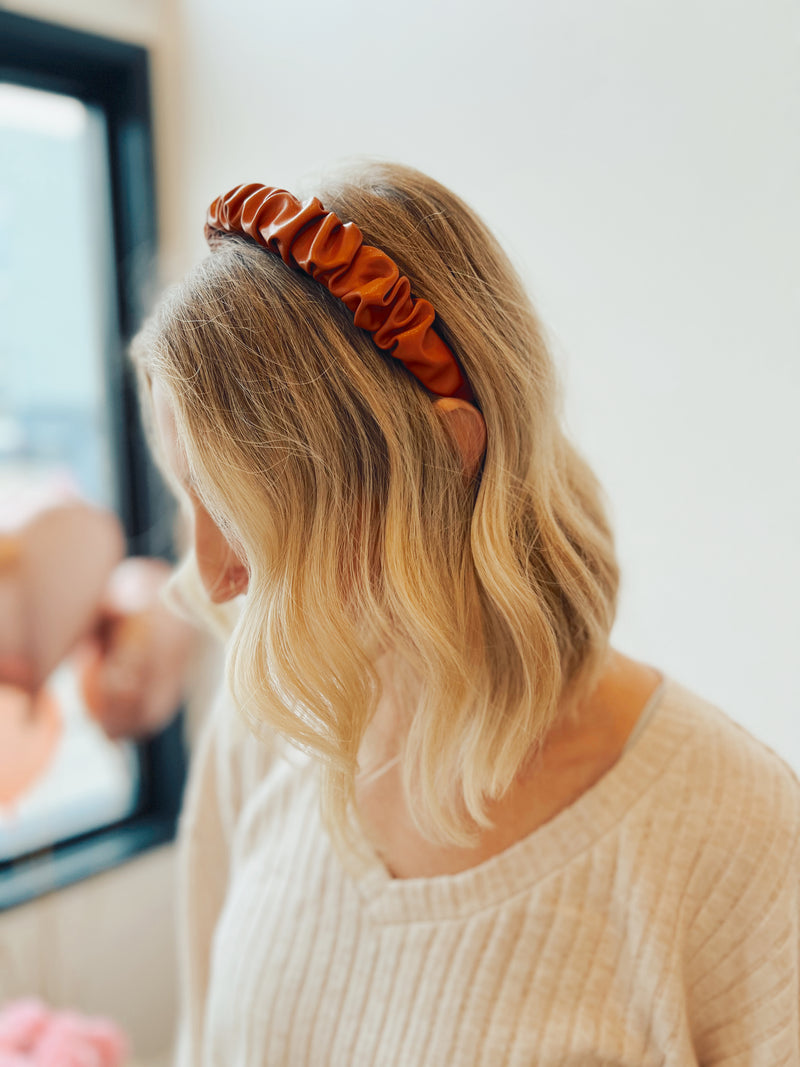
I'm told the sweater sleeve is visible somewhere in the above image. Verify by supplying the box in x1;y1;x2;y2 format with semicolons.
686;747;800;1066
172;690;276;1066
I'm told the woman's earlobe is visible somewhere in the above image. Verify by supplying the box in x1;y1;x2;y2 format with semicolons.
433;397;487;480
208;568;248;604
225;562;249;602
217;551;249;603
191;500;249;603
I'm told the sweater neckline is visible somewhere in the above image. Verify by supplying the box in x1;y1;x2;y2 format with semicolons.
346;673;698;924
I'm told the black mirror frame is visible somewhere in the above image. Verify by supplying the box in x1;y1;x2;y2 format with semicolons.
0;9;186;911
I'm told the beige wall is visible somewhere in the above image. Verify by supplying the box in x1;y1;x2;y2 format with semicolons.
0;846;177;1060
0;0;162;42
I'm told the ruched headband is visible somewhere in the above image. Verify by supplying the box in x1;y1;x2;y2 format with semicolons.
204;183;474;403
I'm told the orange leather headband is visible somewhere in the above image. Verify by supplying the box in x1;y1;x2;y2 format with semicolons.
205;183;474;403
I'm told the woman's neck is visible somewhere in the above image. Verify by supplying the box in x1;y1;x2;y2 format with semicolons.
354;647;663;879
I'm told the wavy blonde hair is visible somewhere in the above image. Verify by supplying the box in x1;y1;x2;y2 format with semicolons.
130;161;620;861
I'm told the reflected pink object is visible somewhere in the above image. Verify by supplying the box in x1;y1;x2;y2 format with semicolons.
0;497;197;748
0;685;62;809
0;502;123;807
0;998;128;1065
0;504;124;692
77;557;196;738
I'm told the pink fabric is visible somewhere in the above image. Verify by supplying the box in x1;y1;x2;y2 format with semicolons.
0;999;128;1066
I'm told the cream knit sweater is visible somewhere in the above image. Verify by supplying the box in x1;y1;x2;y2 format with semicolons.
174;675;800;1065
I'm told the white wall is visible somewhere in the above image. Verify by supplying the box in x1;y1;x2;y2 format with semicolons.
9;0;796;758
170;0;799;764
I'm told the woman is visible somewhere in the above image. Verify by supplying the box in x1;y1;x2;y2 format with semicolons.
131;162;799;1065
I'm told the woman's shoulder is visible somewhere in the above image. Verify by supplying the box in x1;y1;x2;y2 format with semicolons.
648;675;800;890
179;681;307;850
658;675;800;813
652;679;800;1055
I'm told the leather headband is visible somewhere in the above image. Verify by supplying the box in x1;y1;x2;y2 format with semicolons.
205;183;474;403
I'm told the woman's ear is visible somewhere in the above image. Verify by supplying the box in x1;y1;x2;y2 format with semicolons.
433;398;487;481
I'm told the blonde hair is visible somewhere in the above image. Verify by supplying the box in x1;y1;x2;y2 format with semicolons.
130;161;620;861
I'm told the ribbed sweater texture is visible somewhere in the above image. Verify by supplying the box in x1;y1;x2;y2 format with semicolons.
174;675;800;1065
